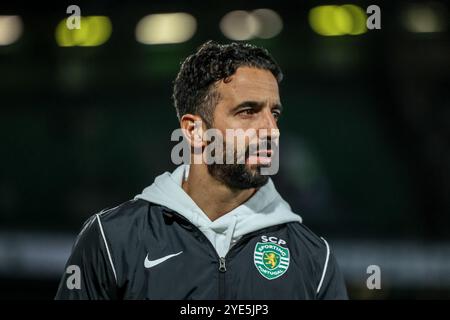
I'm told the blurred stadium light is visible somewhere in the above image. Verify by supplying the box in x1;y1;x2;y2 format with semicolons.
55;16;112;47
220;9;283;40
402;3;447;33
220;10;259;41
0;15;23;46
251;9;283;39
135;13;197;45
309;5;367;36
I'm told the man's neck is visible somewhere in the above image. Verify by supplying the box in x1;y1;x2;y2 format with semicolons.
181;164;256;222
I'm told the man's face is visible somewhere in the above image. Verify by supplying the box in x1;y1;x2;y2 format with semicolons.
207;66;282;190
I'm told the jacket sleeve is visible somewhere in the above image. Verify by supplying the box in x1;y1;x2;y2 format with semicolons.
316;239;348;300
55;214;118;300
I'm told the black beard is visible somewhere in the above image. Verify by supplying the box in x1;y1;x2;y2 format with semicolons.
207;163;269;190
204;133;274;190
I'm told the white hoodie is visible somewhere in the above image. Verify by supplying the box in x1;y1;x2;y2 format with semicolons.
134;165;302;258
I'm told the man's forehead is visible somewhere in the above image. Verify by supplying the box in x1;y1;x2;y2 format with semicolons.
217;67;280;102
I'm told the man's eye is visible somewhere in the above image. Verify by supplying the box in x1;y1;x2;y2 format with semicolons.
272;111;281;120
239;109;255;116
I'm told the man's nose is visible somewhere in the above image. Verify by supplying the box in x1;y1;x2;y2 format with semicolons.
258;109;280;140
261;108;278;129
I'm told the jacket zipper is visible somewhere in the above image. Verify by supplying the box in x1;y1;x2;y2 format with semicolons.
165;209;283;299
218;257;226;299
166;210;248;299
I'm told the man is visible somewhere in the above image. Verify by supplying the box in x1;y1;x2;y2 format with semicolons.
55;41;348;299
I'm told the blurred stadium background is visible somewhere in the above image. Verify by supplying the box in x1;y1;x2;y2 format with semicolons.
0;0;449;299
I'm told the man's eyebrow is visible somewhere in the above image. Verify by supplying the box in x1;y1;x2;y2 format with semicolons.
230;101;283;113
273;103;283;112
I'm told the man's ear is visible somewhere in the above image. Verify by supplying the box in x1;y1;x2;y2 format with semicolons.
180;114;206;149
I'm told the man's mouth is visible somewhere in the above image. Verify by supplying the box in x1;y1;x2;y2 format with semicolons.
246;149;272;165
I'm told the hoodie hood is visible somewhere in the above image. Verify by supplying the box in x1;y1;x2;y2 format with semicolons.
134;165;302;258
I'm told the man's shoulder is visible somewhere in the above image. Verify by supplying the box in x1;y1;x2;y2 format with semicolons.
96;198;149;224
285;220;330;256
80;198;164;241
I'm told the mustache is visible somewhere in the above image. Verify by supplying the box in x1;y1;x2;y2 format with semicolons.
244;137;277;158
212;137;279;163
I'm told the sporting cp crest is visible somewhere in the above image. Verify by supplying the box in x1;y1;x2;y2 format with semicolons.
253;242;290;280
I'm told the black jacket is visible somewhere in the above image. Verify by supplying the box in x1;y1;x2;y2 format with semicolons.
55;199;348;299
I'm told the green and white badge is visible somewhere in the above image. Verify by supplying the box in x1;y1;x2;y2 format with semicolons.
254;242;290;280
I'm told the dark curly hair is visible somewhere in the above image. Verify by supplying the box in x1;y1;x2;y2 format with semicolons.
172;40;283;127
